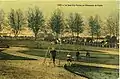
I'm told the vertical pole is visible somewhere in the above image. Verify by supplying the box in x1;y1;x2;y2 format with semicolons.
58;43;60;65
58;37;61;66
43;46;49;65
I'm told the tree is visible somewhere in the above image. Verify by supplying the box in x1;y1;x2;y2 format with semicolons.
106;13;119;37
0;9;5;31
67;13;84;44
94;15;101;40
67;13;75;39
8;9;24;37
88;16;94;40
88;15;101;41
48;9;64;40
74;13;84;43
27;7;44;40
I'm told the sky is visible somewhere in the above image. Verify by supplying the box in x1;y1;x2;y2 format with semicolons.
0;0;118;36
0;0;118;20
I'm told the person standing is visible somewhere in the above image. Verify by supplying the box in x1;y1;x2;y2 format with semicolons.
50;47;57;66
66;53;72;65
86;50;90;58
76;51;80;61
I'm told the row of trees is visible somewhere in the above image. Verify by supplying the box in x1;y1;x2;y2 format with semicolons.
0;7;119;41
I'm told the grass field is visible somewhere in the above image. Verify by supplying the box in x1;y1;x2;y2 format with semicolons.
65;64;119;79
17;48;119;65
0;40;119;79
3;40;119;52
0;60;86;79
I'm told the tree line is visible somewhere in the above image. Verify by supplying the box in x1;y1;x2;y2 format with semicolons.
0;7;119;41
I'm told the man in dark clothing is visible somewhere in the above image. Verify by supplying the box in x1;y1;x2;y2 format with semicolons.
76;51;80;61
50;48;57;66
86;50;90;58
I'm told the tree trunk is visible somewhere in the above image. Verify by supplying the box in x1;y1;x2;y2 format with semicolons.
76;32;79;45
35;33;37;40
115;27;118;38
97;33;99;47
14;30;19;39
110;26;112;37
71;32;74;44
0;24;2;31
92;32;93;42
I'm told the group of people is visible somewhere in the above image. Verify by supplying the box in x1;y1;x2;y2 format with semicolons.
49;47;90;66
67;50;90;63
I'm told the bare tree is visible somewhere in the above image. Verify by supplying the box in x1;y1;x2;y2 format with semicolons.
106;13;119;37
8;9;24;37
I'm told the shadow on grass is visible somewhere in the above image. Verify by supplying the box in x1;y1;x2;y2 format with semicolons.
64;64;119;79
0;52;37;60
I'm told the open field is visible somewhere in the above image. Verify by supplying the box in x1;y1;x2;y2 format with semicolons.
65;64;119;79
0;60;86;79
3;40;118;65
0;40;119;79
0;46;86;79
17;47;118;65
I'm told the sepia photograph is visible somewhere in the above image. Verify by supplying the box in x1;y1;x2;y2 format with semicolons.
0;0;119;79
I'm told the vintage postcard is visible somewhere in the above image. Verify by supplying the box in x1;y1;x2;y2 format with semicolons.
0;0;119;79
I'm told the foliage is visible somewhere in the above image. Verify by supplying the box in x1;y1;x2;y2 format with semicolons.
88;15;101;40
74;13;84;34
0;9;5;31
105;35;117;43
8;9;24;36
105;35;111;42
67;13;84;36
67;13;84;44
67;13;75;36
106;13;119;37
48;9;65;39
27;7;44;40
